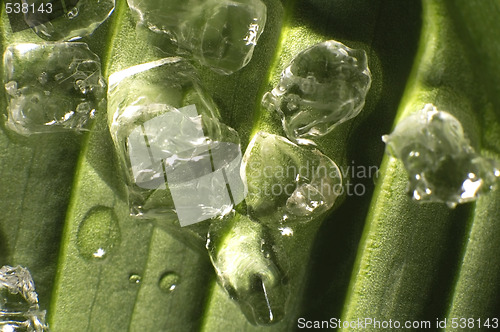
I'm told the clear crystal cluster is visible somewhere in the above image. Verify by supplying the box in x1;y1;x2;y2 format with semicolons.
383;104;500;207
262;40;371;144
127;0;267;74
0;266;49;332
3;42;105;136
108;58;245;226
242;131;342;225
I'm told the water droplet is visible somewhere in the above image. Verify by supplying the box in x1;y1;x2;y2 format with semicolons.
127;0;267;74
75;79;89;94
129;274;142;284
262;40;371;142
158;272;179;293
76;206;121;261
383;104;500;207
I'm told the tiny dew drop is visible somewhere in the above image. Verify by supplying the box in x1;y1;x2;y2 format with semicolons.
158;272;180;293
129;274;142;284
76;206;121;261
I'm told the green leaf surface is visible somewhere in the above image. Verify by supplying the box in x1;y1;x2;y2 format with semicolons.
1;0;500;331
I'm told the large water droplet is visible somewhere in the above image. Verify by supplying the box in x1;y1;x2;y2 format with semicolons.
127;0;267;74
158;272;180;293
262;40;371;143
76;206;121;261
383;104;500;207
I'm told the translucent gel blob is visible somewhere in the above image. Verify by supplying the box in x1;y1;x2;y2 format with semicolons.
262;40;371;144
206;211;289;325
108;58;245;226
3;42;105;136
242;131;342;225
383;104;500;208
26;0;115;41
127;0;267;74
0;265;49;331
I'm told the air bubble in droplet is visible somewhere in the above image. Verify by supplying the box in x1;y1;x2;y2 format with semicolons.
158;272;179;293
75;79;88;94
76;206;121;261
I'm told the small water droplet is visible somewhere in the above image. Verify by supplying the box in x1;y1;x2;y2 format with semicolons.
158;272;179;293
76;206;121;261
129;274;142;284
